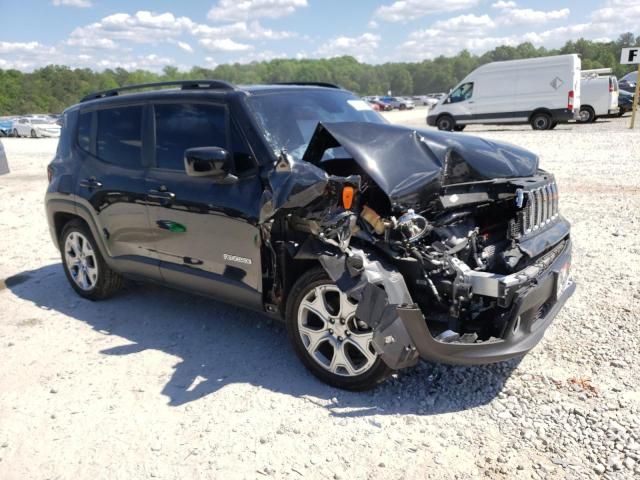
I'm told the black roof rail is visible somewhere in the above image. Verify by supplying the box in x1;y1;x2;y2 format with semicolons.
274;82;342;89
80;80;236;103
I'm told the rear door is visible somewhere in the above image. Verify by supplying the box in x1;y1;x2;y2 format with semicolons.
145;100;264;308
74;104;161;280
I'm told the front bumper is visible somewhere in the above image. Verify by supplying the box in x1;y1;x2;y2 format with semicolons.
397;238;574;365
426;115;437;126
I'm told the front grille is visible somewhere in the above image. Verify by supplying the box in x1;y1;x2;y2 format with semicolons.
511;181;559;238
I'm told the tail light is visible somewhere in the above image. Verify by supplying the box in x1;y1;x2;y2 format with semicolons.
567;90;574;109
47;165;53;183
609;78;613;92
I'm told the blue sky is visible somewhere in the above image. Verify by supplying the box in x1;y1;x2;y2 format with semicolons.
0;0;637;71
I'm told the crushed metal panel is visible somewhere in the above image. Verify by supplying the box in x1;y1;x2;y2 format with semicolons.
258;153;329;223
302;121;539;208
318;248;420;370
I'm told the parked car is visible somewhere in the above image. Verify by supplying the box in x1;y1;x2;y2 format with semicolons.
46;80;574;390
369;99;393;111
380;96;415;110
577;70;619;123
414;95;439;107
614;89;635;116
619;70;637;93
0;117;14;137
428;54;582;131
12;117;61;138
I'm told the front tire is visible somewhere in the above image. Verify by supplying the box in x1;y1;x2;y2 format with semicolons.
30;129;37;138
530;112;552;130
436;115;455;131
286;268;392;391
60;220;123;300
12;128;19;137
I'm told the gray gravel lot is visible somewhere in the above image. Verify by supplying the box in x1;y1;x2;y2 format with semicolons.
0;114;639;479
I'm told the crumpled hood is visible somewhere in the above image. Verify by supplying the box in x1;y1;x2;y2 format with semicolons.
303;122;539;207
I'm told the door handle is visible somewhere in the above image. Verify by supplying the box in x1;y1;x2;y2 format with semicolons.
148;189;176;202
79;177;103;189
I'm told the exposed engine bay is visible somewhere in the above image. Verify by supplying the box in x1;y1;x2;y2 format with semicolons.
259;121;573;369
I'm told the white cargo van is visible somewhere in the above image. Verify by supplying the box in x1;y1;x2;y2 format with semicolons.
427;54;581;131
578;69;619;123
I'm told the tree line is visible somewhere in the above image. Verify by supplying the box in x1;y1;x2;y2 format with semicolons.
0;33;638;115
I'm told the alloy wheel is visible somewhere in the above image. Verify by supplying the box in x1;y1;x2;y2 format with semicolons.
297;284;377;377
64;231;99;291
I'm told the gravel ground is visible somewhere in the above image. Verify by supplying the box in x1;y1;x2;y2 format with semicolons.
0;114;639;480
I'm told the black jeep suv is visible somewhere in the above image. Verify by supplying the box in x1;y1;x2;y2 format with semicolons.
46;80;575;390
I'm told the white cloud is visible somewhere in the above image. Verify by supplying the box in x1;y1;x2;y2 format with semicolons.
69;11;195;46
374;0;479;22
491;1;516;9
199;38;253;52
433;14;495;34
207;0;308;22
192;21;293;41
177;41;194;53
52;0;92;7
0;41;55;55
236;50;288;63
315;33;380;61
368;20;379;29
498;7;570;26
66;37;118;50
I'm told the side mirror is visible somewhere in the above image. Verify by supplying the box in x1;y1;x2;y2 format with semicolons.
184;147;237;184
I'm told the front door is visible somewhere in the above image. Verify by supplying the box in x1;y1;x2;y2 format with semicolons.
443;82;475;124
145;101;264;309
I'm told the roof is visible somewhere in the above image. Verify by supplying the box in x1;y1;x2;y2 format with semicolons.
78;80;343;106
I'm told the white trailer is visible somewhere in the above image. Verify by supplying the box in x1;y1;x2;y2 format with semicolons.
427;54;581;131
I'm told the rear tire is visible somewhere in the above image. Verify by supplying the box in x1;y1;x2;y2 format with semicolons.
285;267;392;391
530;112;552;130
436;115;455;131
60;219;123;300
30;129;37;138
577;106;595;123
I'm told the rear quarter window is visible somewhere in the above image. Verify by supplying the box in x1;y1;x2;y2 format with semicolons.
77;111;92;153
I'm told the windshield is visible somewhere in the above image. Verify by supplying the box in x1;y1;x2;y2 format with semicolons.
246;89;387;160
31;119;51;125
622;71;638;83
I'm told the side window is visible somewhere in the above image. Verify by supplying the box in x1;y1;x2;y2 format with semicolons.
154;103;227;171
96;105;143;169
77;111;92;153
449;83;473;103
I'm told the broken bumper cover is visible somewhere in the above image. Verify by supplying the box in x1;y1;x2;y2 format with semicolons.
402;239;575;365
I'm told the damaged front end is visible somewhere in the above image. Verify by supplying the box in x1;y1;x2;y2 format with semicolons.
260;122;575;370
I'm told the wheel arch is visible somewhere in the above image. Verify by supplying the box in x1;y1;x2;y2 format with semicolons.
528;108;553;122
